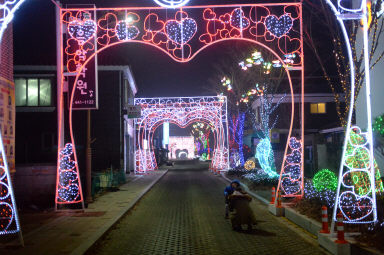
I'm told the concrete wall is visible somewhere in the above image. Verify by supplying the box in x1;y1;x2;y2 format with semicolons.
14;165;56;209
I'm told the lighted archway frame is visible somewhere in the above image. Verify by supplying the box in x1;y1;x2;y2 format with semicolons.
134;96;228;173
58;3;305;207
325;0;377;225
0;0;27;42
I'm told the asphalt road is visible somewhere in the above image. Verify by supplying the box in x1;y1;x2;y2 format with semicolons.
87;162;326;255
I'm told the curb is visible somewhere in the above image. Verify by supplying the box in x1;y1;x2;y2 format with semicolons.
284;207;322;237
70;170;168;255
318;233;351;255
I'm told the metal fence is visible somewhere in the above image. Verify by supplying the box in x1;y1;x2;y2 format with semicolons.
91;168;126;197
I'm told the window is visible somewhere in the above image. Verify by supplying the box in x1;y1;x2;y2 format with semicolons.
310;103;326;114
15;78;52;106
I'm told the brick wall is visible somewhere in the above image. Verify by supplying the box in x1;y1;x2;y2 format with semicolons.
0;25;13;80
0;25;16;174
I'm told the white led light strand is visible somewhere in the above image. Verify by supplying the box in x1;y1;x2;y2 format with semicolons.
0;0;27;42
153;0;190;8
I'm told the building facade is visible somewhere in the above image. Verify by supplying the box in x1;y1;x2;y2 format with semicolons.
13;65;137;208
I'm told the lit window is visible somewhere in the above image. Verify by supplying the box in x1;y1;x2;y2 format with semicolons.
310;103;326;114
15;78;52;107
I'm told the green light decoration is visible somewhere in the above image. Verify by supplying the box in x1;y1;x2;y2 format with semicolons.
373;114;384;138
312;169;338;192
345;130;384;196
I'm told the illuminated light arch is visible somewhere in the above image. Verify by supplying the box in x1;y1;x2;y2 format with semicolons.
325;0;377;225
0;0;27;242
0;0;27;42
133;96;228;173
66;34;299;180
59;2;305;208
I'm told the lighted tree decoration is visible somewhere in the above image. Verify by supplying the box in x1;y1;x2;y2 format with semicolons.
209;45;286;168
191;122;214;160
253;88;286;177
304;0;384;127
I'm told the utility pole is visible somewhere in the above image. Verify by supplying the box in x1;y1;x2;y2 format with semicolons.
56;0;64;149
85;110;93;203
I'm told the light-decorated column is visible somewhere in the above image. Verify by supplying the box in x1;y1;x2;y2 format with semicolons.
325;0;378;227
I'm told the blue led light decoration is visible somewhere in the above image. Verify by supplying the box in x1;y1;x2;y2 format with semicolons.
0;129;22;238
165;18;197;45
153;0;190;8
256;138;278;177
56;143;82;204
277;137;303;196
116;20;140;41
264;14;293;38
0;0;27;42
229;113;245;167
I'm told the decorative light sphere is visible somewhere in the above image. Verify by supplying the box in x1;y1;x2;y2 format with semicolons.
153;0;190;8
312;169;337;192
244;159;256;171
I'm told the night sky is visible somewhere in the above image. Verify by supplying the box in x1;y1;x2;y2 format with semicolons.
13;0;327;98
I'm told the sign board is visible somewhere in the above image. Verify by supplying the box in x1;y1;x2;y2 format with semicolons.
67;13;98;110
68;57;98;110
127;105;141;118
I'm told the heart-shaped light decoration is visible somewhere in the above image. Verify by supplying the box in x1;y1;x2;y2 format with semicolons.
165;18;197;45
286;150;301;164
265;14;293;38
0;182;9;200
345;147;370;170
339;191;373;222
281;177;301;195
284;164;301;180
0;166;6;181
230;8;250;30
289;137;301;150
60;143;74;157
58;184;80;202
116;21;140;41
60;156;76;170
0;202;14;232
68;19;97;45
59;170;78;187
